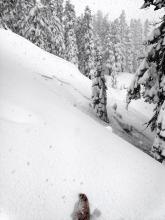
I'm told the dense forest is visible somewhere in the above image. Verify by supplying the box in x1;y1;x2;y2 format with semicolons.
0;0;150;78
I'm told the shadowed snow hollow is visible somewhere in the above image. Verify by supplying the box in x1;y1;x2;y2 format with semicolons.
0;30;165;220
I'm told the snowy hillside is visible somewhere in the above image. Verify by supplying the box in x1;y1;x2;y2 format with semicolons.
1;29;165;220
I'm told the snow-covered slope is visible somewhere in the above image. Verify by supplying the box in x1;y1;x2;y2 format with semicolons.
0;29;165;220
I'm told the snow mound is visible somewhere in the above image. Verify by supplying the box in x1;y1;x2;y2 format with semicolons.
0;30;165;220
105;126;113;132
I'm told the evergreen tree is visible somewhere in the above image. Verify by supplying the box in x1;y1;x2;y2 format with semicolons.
119;10;128;72
0;0;65;58
93;10;103;40
127;0;165;162
104;32;117;88
75;15;85;73
136;19;144;62
55;0;64;22
94;34;102;65
111;18;125;73
101;14;111;50
94;34;102;59
130;19;144;72
64;0;78;65
114;43;123;73
93;10;110;52
82;6;95;79
111;18;120;44
125;27;134;73
0;0;34;32
23;0;65;57
111;65;118;89
119;10;127;42
16;1;35;34
92;43;109;123
42;0;63;22
104;32;115;75
75;7;95;78
0;0;16;30
22;3;49;50
130;19;138;72
144;19;151;51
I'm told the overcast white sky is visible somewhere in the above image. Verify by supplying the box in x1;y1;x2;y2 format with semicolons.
70;0;162;23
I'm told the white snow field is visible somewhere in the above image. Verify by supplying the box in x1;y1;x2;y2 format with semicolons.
0;29;165;220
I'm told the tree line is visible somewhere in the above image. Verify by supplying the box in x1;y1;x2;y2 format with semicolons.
0;0;150;78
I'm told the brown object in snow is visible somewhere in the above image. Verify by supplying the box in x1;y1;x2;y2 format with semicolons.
71;193;90;220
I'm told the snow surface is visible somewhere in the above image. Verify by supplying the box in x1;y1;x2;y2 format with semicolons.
0;29;165;220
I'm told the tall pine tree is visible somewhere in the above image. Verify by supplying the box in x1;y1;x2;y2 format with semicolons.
125;26;134;73
144;19;151;51
92;42;109;123
104;32;115;75
64;0;78;65
119;10;127;71
23;0;65;57
0;0;16;30
75;15;85;73
111;19;122;73
130;18;144;72
42;0;63;22
127;0;165;162
0;0;65;58
82;6;95;79
93;10;110;53
0;0;34;32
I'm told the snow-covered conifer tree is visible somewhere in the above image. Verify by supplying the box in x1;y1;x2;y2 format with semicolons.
21;2;48;49
119;10;127;71
0;0;16;30
127;0;165;162
55;0;64;22
82;6;95;79
0;0;35;33
119;10;127;42
125;27;134;73
23;0;65;57
130;19;138;72
111;18;120;44
136;19;144;63
64;0;78;65
130;18;144;72
104;33;115;75
92;41;109;123
104;32;117;88
111;18;125;73
93;10;103;39
143;19;151;51
93;11;110;53
75;15;85;73
42;0;63;22
114;43;122;73
0;0;65;57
